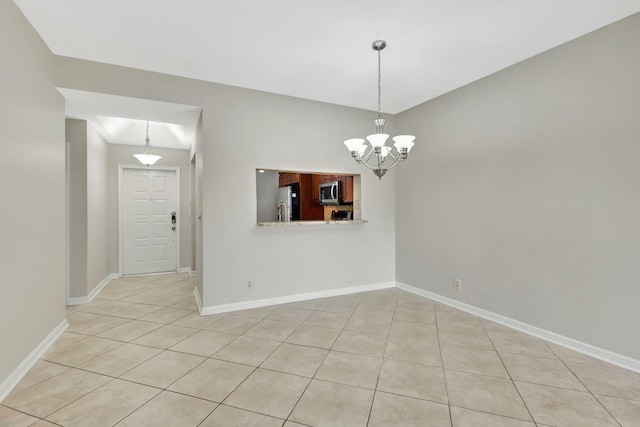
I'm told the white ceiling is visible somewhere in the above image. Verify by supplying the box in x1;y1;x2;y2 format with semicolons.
59;88;201;149
16;1;640;114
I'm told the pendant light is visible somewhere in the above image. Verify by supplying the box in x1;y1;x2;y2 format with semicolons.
133;121;162;166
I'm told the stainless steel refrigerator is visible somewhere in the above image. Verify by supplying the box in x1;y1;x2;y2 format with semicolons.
277;184;300;222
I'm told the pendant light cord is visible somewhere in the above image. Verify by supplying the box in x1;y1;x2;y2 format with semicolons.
145;121;151;154
377;48;382;117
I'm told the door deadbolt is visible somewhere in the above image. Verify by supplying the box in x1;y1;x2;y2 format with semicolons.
171;211;177;224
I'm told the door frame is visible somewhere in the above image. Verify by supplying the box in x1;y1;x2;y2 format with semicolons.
118;164;181;277
65;141;71;301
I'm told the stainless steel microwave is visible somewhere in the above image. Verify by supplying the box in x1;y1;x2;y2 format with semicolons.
319;181;340;205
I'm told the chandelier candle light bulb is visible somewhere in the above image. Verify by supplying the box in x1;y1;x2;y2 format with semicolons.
344;40;416;179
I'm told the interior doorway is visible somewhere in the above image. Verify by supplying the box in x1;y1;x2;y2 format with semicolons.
119;165;180;275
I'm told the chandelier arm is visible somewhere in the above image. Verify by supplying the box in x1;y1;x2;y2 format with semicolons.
358;158;384;171
357;155;403;171
384;151;399;162
383;157;403;170
360;147;375;163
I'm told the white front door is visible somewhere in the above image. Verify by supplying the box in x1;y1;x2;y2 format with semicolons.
122;168;178;275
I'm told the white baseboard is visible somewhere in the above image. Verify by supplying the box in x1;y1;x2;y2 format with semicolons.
396;281;640;374
180;268;197;277
200;281;396;316
0;319;69;402
66;273;119;306
194;287;203;314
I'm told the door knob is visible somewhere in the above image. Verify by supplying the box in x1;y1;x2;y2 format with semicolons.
171;226;176;231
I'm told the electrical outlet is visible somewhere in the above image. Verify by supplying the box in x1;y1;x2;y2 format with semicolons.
453;277;462;291
247;281;252;289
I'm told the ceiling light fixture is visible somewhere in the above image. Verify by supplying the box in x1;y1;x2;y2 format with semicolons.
344;40;415;180
133;121;162;166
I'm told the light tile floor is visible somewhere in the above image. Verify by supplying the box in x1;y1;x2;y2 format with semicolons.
2;273;640;426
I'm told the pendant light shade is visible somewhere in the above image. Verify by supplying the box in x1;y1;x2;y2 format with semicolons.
133;153;162;166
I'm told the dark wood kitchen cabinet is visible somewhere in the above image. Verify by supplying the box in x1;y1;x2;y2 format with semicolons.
311;174;321;204
319;174;342;184
300;174;324;220
279;172;300;187
343;175;354;203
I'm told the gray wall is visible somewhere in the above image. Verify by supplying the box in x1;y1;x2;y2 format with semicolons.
191;116;204;299
65;119;111;298
55;57;397;308
395;13;640;360
66;119;88;298
190;156;196;272
107;144;193;273
0;1;65;386
86;124;110;292
199;88;396;307
256;170;280;222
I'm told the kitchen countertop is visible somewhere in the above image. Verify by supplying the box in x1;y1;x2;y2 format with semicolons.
257;220;368;226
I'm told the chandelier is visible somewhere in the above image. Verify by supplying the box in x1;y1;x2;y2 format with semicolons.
344;40;415;179
133;121;162;166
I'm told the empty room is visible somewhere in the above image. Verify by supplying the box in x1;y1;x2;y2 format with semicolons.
1;1;640;426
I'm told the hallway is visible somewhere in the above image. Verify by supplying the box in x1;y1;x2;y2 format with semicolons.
1;273;639;426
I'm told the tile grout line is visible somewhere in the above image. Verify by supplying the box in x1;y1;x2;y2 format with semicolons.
41;375;120;423
194;401;286;426
106;384;164;427
0;403;52;425
481;318;537;424
447;403;545;425
263;299;359;425
364;291;398;427
282;293;364;423
3;361;71;399
35;349;210;422
210;307;313;423
434;304;455;427
96;278;219;425
544;343;624;427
